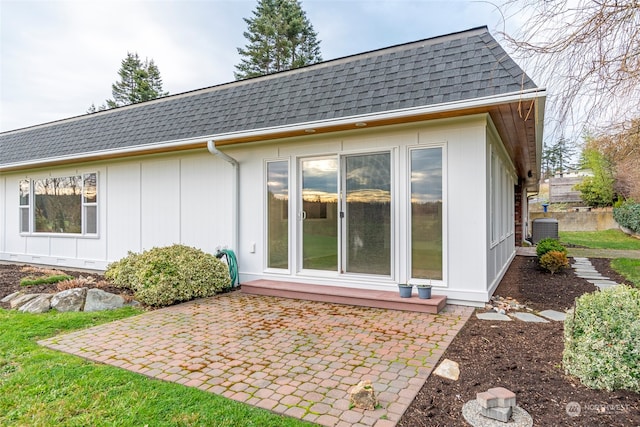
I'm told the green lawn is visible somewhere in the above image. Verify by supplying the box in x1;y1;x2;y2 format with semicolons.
0;308;312;427
610;258;640;287
559;229;640;250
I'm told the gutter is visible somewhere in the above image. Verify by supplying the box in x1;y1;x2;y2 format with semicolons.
208;87;547;143
1;88;546;172
207;140;239;254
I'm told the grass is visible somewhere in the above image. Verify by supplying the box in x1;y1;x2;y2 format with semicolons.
559;229;640;250
0;308;312;427
610;258;640;287
20;274;73;287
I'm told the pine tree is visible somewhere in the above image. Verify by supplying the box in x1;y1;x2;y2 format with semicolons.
235;0;322;80
105;52;168;108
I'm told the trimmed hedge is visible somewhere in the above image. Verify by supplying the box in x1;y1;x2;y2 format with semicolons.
613;201;640;233
563;285;640;392
105;244;231;307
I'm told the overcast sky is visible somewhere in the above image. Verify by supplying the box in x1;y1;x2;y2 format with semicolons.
0;0;530;133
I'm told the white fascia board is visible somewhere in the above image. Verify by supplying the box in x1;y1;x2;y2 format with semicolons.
1;88;546;171
0;136;209;172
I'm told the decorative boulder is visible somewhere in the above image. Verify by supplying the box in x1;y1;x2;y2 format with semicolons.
349;380;377;410
18;294;53;313
51;287;87;312
433;358;460;381
1;291;21;303
84;289;124;312
10;293;42;310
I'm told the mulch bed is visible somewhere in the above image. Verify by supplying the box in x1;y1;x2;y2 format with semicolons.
0;263;132;310
398;256;640;427
1;259;639;426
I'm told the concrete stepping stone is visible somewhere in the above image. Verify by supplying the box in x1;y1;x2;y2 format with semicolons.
511;312;549;323
573;267;599;273
538;310;566;321
587;279;618;286
476;312;512;321
575;273;605;279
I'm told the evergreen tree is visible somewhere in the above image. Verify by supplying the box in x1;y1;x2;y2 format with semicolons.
235;0;322;79
541;136;577;178
105;52;168;108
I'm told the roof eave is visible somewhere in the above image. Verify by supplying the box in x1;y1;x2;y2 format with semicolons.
0;88;546;173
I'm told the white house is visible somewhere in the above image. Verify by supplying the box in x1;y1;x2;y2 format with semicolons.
0;27;545;306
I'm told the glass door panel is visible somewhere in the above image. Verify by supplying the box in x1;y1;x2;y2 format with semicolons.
301;158;338;271
410;148;443;280
344;153;391;275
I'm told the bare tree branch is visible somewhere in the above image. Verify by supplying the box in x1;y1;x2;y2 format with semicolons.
500;0;640;133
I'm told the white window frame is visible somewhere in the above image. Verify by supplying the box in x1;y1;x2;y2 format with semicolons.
264;159;291;274
19;172;99;236
407;144;447;287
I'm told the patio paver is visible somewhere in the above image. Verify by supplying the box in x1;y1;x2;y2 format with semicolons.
38;292;473;427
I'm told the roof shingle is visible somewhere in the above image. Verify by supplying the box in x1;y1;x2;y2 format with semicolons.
0;26;537;166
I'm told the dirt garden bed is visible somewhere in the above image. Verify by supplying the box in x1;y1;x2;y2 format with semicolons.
398;256;640;427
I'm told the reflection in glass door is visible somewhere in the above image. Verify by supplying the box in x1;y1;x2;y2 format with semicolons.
344;153;391;275
301;158;338;271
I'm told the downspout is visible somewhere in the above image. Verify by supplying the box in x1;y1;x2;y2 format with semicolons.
207;140;239;254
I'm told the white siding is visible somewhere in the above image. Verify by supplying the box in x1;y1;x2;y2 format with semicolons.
107;163;142;260
141;158;181;249
0;150;234;269
0;115;517;305
486;120;517;295
234;115;497;305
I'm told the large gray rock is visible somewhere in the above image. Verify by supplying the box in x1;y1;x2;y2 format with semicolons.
18;294;53;313
51;287;87;312
10;293;42;309
1;291;21;303
84;289;124;312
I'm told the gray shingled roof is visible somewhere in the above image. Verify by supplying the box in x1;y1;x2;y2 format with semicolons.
1;26;536;167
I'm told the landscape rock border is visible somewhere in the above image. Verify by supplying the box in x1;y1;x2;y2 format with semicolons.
1;287;137;313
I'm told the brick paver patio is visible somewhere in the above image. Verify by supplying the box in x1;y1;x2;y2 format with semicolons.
39;292;473;427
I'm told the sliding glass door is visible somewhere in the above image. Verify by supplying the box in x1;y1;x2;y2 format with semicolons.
301;158;338;271
300;153;391;276
344;153;391;275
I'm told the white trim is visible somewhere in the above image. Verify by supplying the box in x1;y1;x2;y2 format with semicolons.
406;144;447;286
1;89;546;171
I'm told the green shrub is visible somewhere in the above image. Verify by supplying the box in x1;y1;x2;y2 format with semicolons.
613;201;640;233
563;285;640;392
105;245;232;307
20;274;73;287
536;237;567;259
539;250;569;274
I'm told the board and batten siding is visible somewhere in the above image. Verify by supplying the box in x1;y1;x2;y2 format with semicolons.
486;120;517;296
231;115;498;305
0;151;234;270
0;113;518;305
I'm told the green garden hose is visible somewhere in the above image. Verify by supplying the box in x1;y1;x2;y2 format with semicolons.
216;249;239;287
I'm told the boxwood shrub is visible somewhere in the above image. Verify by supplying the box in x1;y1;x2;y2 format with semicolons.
563;285;640;392
105;244;232;307
613;201;640;233
536;237;567;259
